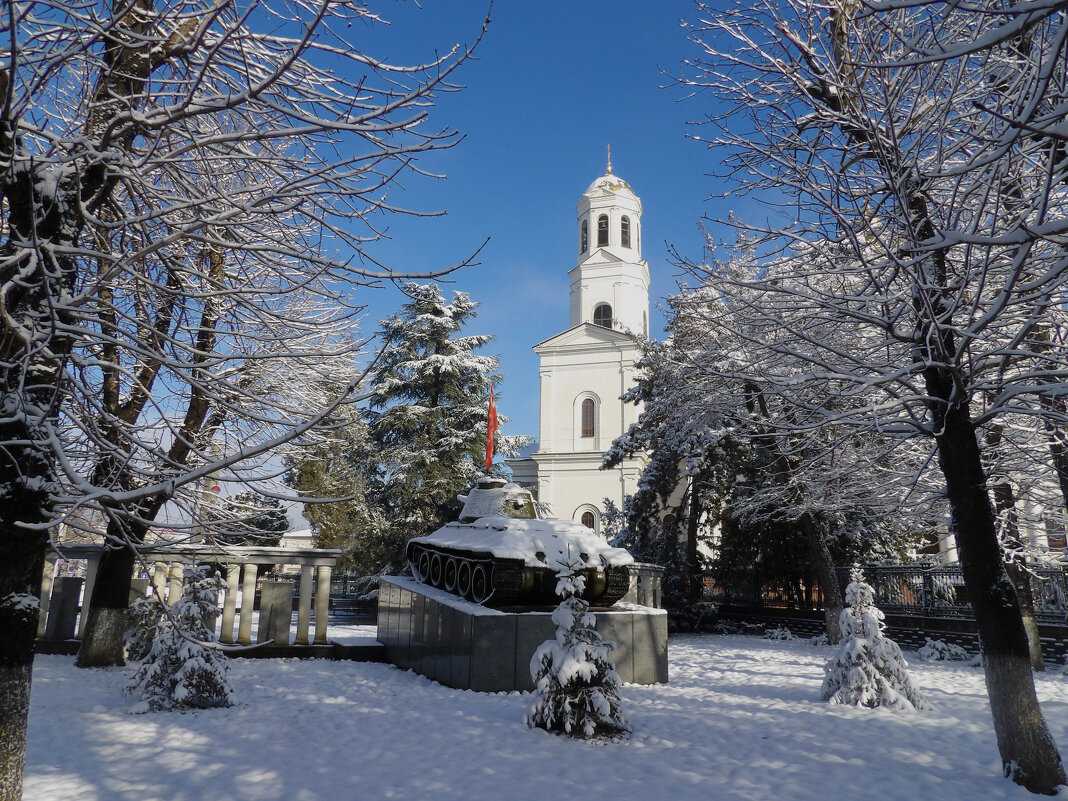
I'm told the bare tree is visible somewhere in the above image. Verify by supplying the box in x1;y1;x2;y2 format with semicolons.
608;252;932;639
0;1;487;796
679;0;1068;792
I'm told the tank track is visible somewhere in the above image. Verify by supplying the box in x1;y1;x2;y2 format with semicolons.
407;541;632;607
407;542;500;604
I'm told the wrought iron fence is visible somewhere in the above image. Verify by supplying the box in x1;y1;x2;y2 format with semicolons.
840;566;970;619
1022;569;1068;623
330;574;378;598
851;566;1068;623
708;564;1068;624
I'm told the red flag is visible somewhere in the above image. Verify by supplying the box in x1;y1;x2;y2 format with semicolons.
485;387;498;470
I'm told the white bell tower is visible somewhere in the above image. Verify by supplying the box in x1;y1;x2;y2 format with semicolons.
509;150;649;534
570;148;651;338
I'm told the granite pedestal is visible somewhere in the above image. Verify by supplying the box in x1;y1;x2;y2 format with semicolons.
44;576;82;641
378;575;668;692
258;581;294;645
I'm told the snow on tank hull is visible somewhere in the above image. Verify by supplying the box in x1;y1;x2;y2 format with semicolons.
406;515;634;607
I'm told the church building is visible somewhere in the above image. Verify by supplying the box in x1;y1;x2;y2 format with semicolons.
509;157;648;533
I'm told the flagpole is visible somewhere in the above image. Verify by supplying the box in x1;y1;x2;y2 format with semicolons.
485;386;498;472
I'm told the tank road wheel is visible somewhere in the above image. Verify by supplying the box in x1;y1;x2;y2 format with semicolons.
418;550;431;581
443;557;458;593
457;560;473;599
429;553;444;587
469;563;491;604
416;550;432;584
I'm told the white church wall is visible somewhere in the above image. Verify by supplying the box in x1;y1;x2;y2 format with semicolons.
534;342;641;454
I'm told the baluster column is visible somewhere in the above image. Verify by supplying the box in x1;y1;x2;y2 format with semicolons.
296;564;314;645
76;552;101;639
238;563;258;645
314;565;331;644
220;564;240;644
167;562;184;605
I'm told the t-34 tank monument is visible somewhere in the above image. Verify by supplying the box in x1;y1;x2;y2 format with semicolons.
378;477;668;692
406;477;634;607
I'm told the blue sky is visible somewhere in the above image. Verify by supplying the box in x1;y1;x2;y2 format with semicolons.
350;1;747;441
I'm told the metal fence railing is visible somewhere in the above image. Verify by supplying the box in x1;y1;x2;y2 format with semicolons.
707;564;1068;625
842;566;970;619
329;574;378;599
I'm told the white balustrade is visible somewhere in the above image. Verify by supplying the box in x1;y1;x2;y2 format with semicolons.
42;544;341;649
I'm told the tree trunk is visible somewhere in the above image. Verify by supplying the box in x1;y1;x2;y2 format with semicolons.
0;423;53;801
1;8;191;785
0;150;80;801
936;404;1064;793
898;159;1063;789
78;509;161;667
76;542;139;667
0;526;48;801
1004;559;1046;672
984;421;1045;671
801;511;842;644
988;479;1045;671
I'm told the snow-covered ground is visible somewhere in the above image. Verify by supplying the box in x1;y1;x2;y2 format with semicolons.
25;631;1068;801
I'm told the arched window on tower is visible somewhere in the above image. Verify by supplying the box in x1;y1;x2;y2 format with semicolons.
621;215;631;248
580;219;588;254
581;398;595;437
597;214;609;247
593;303;612;329
581;511;596;530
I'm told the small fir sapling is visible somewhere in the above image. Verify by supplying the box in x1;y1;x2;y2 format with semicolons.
821;567;929;710
125;565;235;712
524;559;629;739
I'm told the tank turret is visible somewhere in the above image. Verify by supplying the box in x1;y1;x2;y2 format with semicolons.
455;476;537;522
406;477;633;607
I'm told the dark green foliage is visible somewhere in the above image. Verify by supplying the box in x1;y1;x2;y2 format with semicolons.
212;491;289;548
285;283;504;576
124;595;164;663
285;414;383;572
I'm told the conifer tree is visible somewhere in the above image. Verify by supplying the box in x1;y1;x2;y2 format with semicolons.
284;393;385;572
212;492;289;549
125;566;234;713
525;559;629;739
822;567;929;711
362;283;502;571
123;595;165;663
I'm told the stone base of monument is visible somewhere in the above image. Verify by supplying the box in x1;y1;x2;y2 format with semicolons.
377;575;668;693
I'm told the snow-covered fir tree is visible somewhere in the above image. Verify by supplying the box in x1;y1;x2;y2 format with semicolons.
360;283;504;571
822;567;929;711
125;566;234;713
525;559;629;739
